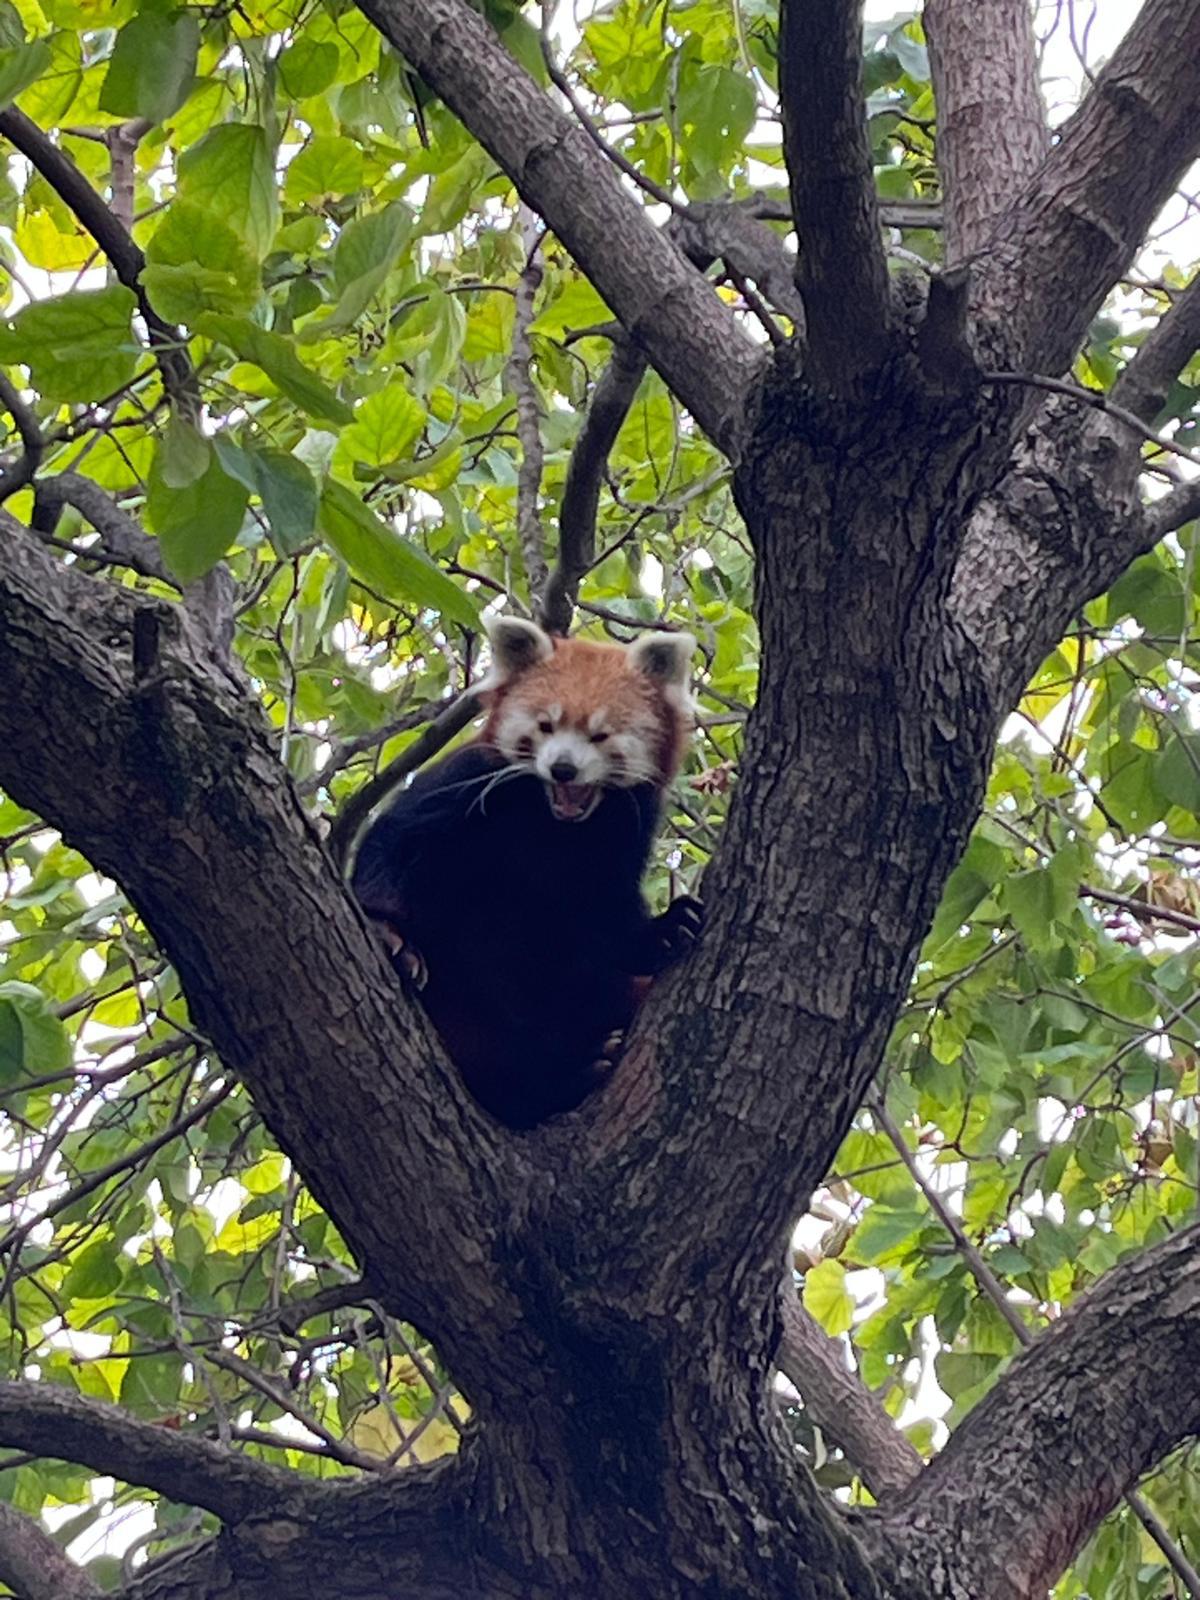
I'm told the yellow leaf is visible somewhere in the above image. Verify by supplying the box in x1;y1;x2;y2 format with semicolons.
802;1257;855;1337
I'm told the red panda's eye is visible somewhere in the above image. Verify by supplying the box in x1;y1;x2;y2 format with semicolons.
590;731;610;744
537;719;554;735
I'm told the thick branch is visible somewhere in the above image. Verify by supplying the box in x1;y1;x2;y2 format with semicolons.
0;520;523;1397
1110;270;1200;423
33;472;173;585
540;200;800;635
971;0;1200;374
778;0;892;384
0;108;197;412
0;1382;304;1524
352;0;762;456
867;1220;1200;1600
0;1500;97;1600
777;1291;921;1499
924;0;1047;266
949;400;1155;706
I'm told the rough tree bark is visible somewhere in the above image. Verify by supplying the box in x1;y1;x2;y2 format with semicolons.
2;0;1200;1597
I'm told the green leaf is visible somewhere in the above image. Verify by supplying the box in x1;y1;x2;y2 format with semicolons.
300;203;413;341
197;313;352;424
176;123;279;260
250;447;318;554
5;284;138;402
1157;733;1200;814
0;38;50;108
98;9;199;123
62;1241;122;1302
850;1204;926;1264
120;1351;181;1416
277;36;339;99
159;414;210;489
802;1258;855;1337
0;981;72;1082
146;447;249;582
284;134;364;205
319;480;479;628
143;199;261;325
339;384;426;468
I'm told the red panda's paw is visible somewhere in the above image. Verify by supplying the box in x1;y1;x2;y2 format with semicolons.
653;895;705;965
370;920;429;991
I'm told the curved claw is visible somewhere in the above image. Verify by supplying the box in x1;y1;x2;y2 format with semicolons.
590;1029;627;1074
371;920;428;991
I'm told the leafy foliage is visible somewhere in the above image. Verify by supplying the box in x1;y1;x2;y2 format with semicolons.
0;0;1197;1590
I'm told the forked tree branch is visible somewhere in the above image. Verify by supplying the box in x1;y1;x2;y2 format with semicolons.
971;0;1200;375
866;1219;1200;1600
352;0;763;456
0;1382;304;1524
776;1291;921;1498
777;0;892;384
924;0;1047;267
0;1499;98;1600
0;108;197;412
949;400;1154;706
0;517;524;1401
1110;270;1200;423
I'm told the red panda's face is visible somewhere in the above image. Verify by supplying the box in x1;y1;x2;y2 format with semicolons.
478;619;695;822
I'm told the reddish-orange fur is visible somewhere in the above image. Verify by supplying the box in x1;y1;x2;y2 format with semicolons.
480;635;690;784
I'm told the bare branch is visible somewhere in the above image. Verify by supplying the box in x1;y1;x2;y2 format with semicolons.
352;0;763;455
507;208;549;607
540;199;799;635
872;1097;1199;1596
0;1381;306;1523
949;400;1155;707
328;691;481;866
778;0;892;384
1148;475;1200;540
0;518;520;1400
0;1083;231;1293
924;0;1048;266
984;368;1200;470
32;473;173;584
540;339;646;635
0;1500;98;1600
0;373;43;506
1110;270;1200;423
971;0;1200;374
867;1220;1200;1600
776;1290;922;1499
0;108;198;414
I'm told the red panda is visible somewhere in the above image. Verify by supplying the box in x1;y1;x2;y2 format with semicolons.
351;617;702;1128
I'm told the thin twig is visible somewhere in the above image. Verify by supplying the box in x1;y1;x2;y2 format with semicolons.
0;107;197;413
328;693;481;866
872;1094;1200;1596
539;4;683;215
0;373;43;505
984;370;1200;470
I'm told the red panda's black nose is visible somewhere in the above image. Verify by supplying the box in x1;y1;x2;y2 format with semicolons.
550;760;578;783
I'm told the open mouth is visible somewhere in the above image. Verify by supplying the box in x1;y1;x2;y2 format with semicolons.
548;782;601;822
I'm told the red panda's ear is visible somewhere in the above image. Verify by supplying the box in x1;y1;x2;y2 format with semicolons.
477;616;554;694
626;632;697;690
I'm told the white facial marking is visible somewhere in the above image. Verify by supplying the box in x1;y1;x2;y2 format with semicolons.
536;729;606;786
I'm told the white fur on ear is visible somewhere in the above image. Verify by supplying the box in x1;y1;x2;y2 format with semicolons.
478;616;554;690
627;631;697;687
